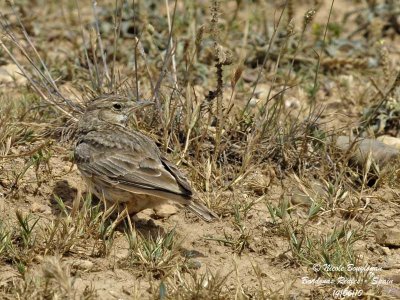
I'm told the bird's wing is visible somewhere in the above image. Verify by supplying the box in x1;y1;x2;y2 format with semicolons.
74;131;192;197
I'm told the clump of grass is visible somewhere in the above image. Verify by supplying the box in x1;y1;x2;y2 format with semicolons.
1;255;97;299
40;255;75;297
288;223;367;283
43;193;118;257
358;71;400;137
0;194;118;271
2;211;41;268
0;221;12;259
11;143;53;192
14;211;40;251
163;268;231;300
124;226;182;278
206;201;252;254
266;194;292;225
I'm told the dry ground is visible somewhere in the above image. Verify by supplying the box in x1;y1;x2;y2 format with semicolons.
1;0;400;299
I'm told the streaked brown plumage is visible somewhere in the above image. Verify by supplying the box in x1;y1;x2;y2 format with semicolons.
73;95;217;221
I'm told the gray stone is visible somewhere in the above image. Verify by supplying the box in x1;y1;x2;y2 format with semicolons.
376;229;400;248
335;136;400;168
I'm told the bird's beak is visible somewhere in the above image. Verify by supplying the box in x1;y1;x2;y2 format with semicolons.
128;100;154;114
136;100;154;107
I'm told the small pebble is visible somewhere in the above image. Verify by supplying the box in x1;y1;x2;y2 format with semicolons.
376;229;400;248
186;259;202;270
72;259;94;271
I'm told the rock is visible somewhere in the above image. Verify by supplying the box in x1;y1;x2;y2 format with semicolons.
291;190;312;206
377;135;400;150
249;97;260;108
186;259;202;270
335;136;400;169
242;70;258;83
182;249;205;258
62;165;73;173
383;220;397;228
245;171;272;195
71;259;94;271
379;246;391;256
0;64;27;85
254;83;271;100
382;286;400;299
291;181;325;206
284;97;301;110
385;274;400;284
30;202;51;214
375;229;400;248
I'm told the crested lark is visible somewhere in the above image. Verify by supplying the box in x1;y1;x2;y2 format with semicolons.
73;95;217;221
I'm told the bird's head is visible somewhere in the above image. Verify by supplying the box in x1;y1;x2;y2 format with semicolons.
84;95;153;126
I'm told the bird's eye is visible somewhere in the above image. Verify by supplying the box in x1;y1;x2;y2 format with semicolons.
112;103;122;110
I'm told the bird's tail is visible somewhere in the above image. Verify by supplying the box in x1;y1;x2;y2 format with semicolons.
187;200;218;222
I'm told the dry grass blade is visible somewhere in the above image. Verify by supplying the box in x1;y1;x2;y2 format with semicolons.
151;0;178;110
